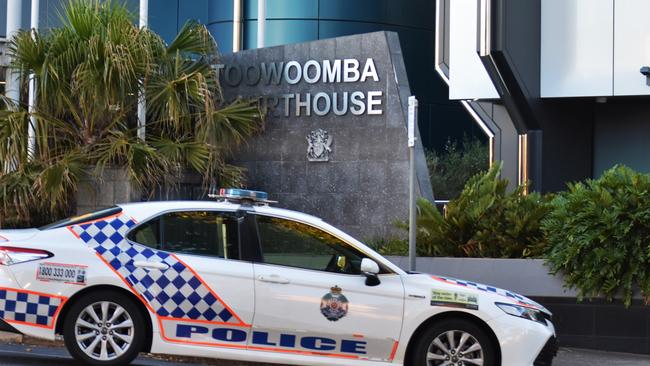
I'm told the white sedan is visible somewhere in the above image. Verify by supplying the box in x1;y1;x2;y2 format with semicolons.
0;189;557;366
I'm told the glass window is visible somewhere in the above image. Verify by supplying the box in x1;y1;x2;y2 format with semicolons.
128;217;160;249
243;0;318;20
0;0;6;38
256;215;373;275
127;211;240;260
243;20;319;49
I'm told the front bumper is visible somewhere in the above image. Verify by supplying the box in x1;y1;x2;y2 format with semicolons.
534;336;558;366
487;314;556;366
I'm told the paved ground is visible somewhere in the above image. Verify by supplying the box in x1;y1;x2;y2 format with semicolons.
555;348;650;366
0;342;649;366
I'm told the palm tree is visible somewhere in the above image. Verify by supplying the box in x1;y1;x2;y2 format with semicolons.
0;0;263;227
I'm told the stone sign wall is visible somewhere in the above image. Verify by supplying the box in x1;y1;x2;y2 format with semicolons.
220;31;433;240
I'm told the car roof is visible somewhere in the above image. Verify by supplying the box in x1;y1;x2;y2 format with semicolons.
117;200;324;224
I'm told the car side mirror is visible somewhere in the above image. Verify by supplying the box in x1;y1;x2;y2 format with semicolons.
361;258;381;287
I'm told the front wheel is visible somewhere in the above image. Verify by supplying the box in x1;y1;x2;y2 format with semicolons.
411;318;498;366
63;291;145;366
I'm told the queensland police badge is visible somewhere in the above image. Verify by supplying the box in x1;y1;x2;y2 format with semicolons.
320;286;349;321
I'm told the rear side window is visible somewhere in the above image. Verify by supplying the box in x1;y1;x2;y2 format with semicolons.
127;211;240;260
39;206;123;230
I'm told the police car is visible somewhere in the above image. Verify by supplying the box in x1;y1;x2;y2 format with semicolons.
0;189;557;366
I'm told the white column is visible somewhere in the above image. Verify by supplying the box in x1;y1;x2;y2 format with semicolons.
27;0;39;159
233;0;242;52
257;0;266;48
137;0;148;140
407;96;418;272
5;0;22;105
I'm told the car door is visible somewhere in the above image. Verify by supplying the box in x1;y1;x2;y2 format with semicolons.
126;210;255;348
249;213;405;362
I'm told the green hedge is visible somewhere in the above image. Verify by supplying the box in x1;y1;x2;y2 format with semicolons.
371;164;650;306
414;163;550;258
369;163;552;258
543;165;650;306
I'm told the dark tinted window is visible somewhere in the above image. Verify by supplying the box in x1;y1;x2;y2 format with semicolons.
128;218;161;249
256;215;371;274
127;211;240;260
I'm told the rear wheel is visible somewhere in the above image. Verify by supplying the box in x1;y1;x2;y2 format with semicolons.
63;291;145;366
411;318;497;366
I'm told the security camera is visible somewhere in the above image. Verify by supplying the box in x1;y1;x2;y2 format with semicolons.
641;67;650;86
641;66;650;76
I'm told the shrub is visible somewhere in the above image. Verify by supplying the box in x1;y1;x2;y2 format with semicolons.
427;136;489;199
366;237;409;256
410;163;551;258
544;165;650;306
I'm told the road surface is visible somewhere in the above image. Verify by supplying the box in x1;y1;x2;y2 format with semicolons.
0;342;648;365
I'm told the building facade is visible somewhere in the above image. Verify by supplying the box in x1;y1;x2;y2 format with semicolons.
439;0;650;192
1;0;480;153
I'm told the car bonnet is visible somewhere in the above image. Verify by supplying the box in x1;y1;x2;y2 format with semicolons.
429;274;551;315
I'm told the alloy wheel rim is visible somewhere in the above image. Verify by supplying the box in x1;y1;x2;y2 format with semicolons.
75;301;134;361
427;330;484;366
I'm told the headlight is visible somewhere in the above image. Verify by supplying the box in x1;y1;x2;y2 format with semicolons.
495;302;547;325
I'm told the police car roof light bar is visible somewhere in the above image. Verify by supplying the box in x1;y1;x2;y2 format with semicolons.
208;187;277;205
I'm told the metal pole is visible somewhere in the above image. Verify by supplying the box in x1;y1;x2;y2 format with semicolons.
233;0;242;52
257;0;266;48
137;0;148;141
408;96;418;272
27;0;39;159
5;0;22;105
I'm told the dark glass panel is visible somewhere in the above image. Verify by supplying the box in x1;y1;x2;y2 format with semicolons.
318;19;384;39
179;0;208;26
243;0;317;20
208;22;233;53
243;19;317;49
149;0;179;43
0;0;6;37
318;0;387;24
385;0;435;29
207;0;233;23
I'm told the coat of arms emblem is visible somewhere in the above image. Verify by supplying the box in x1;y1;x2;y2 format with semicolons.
320;285;349;321
307;129;332;162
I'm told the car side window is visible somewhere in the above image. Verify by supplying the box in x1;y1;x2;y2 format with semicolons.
255;215;371;275
127;211;240;260
128;218;161;249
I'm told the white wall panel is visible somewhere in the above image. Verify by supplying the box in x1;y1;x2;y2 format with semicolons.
614;0;650;96
541;0;614;97
449;0;498;100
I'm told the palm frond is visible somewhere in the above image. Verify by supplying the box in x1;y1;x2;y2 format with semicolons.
167;21;216;56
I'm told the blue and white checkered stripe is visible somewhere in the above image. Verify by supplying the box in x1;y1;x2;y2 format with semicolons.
432;275;532;303
70;216;238;324
0;288;62;328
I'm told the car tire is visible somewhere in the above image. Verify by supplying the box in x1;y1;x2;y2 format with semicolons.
411;318;498;366
63;290;146;366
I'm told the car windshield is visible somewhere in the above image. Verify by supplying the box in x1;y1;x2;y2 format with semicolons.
39;206;123;230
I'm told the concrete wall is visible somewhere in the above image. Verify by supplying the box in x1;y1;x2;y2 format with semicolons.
76;168;142;215
76;168;206;215
387;256;578;298
219;32;433;240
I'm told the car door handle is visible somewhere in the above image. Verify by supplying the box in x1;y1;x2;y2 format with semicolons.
133;261;169;270
258;274;290;284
